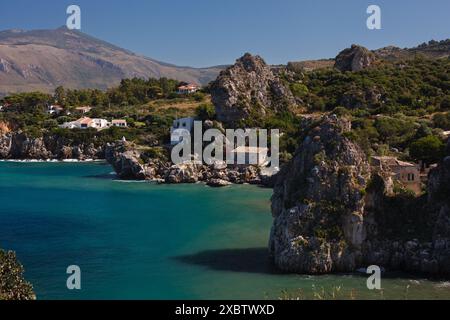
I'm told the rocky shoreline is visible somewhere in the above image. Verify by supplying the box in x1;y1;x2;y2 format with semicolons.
0;132;276;187
104;142;276;187
0;132;104;160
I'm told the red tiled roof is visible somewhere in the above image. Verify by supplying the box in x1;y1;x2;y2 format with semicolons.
78;117;93;125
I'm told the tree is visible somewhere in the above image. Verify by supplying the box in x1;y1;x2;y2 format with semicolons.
409;135;445;165
433;112;450;130
196;103;216;120
54;86;66;105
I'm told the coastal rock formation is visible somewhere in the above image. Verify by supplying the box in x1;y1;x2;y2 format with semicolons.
0;132;104;160
105;141;272;186
105;143;147;180
210;53;296;125
335;45;378;72
427;141;450;240
270;115;371;273
207;179;232;188
269;115;450;276
0;249;35;300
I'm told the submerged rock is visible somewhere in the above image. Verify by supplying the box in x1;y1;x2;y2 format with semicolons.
207;178;232;188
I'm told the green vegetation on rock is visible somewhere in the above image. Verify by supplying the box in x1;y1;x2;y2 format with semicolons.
0;249;35;300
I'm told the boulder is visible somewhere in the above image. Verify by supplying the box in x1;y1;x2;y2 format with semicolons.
207;178;232;188
335;45;378;72
105;142;147;180
210;53;296;125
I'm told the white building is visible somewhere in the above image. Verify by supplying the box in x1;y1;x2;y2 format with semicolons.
91;118;109;129
232;146;269;166
59;117;109;130
177;84;200;95
112;119;128;127
170;117;195;145
47;105;64;115
59;121;79;129
75;106;92;114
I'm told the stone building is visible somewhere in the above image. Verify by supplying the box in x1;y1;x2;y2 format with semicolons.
371;156;422;195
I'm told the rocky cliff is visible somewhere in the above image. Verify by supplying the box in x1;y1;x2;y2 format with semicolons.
427;141;450;240
210;53;296;125
269;115;450;276
0;132;104;160
335;45;378;72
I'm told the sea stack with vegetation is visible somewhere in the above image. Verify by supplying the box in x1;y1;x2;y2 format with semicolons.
269;115;450;275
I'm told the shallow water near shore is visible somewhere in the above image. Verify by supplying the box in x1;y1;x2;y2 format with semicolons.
0;161;449;300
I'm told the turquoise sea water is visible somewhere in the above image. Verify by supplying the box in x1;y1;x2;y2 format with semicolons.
0;161;449;300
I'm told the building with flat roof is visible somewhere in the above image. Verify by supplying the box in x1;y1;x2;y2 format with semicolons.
232;146;269;166
112;119;128;127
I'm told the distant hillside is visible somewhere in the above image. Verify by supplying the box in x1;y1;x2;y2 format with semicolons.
287;39;450;72
0;27;223;96
374;39;450;61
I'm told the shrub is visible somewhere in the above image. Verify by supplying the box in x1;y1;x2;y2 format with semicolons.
195;103;216;120
409;135;445;165
0;249;35;300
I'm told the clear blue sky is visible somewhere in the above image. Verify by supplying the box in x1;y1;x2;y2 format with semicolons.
1;0;449;67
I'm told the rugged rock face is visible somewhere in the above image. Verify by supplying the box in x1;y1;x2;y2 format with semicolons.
335;45;378;72
105;143;147;179
210;53;296;125
0;132;104;160
270;115;371;273
427;140;450;240
269;115;450;276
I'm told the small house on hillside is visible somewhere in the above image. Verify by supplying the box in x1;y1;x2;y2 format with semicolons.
48;105;64;115
177;84;200;94
59;117;110;130
75;106;92;114
112;119;128;128
59;117;91;129
91;118;109;129
371;156;421;195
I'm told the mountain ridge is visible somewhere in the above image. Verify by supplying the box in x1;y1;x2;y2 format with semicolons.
1;27;448;96
0;27;224;96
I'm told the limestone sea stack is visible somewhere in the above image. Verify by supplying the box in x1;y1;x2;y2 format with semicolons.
269;115;450;276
